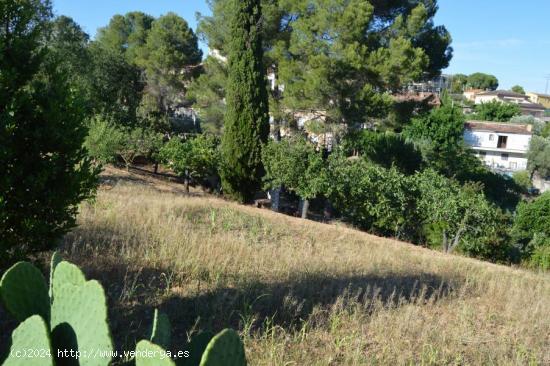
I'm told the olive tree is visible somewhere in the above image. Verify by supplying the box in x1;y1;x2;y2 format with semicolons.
262;136;327;218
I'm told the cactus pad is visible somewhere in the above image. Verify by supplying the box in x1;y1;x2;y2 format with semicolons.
51;261;85;299
150;309;171;350
199;329;246;366
49;251;63;300
180;332;214;366
0;262;50;323
51;271;112;366
135;340;176;366
2;315;54;366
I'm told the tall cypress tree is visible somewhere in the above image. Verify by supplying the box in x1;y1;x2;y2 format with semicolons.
220;0;269;203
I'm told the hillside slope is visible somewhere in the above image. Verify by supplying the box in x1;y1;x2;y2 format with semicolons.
57;167;549;365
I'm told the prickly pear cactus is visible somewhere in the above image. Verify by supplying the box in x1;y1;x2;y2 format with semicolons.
51;261;85;297
2;315;54;366
150;309;171;350
50;262;113;366
199;329;247;366
135;340;176;366
48;251;63;300
181;332;214;366
0;262;50;323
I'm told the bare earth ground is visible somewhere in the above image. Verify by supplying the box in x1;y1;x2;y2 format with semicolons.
3;166;550;365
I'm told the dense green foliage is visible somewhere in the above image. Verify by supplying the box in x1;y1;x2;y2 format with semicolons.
404;98;465;173
403;99;521;209
194;0;452;128
85;119;164;169
527;136;550;178
136;13;203;133
220;0;270;203
1;255;247;365
512;193;550;270
511;85;525;94
116;128;164;170
414;170;512;259
343;131;423;174
187;57;228;134
84;117;126;165
159;135;221;190
512;193;550;249
466;72;499;91
326;154;419;240
449;72;498;93
0;0;98;263
323;153;511;260
92;11;203;134
474;100;522;122
512;170;532;192
450;73;468;93
262;136;326;217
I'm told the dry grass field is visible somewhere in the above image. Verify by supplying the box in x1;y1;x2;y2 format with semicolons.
44;168;550;364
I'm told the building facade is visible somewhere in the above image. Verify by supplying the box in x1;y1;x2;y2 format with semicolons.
526;92;550;109
464;121;532;173
473;90;546;118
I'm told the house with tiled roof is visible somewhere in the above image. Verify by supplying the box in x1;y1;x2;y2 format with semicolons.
474;90;545;118
526;92;550;109
463;121;533;173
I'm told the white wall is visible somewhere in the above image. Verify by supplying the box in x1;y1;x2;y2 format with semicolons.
464;130;531;152
474;95;498;104
474;150;528;171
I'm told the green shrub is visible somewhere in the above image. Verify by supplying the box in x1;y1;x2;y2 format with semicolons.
117;127;164;170
262;136;327;218
473;100;521;122
326;154;419;240
342;130;423;174
414;169;510;257
0;0;98;264
84;116;126;164
512;192;550;252
159;134;220;190
528;234;550;271
512;171;532;192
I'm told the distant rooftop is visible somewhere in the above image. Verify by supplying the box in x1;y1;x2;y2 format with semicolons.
465;121;533;135
477;90;527;98
519;102;546;110
527;92;550;98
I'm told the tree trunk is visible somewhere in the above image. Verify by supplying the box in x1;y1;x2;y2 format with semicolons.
184;170;190;193
448;226;466;253
154;162;159;174
301;199;310;219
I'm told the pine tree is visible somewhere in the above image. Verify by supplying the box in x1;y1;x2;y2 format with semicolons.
220;0;269;203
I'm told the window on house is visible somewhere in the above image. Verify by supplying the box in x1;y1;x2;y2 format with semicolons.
489;134;495;141
501;154;509;161
497;136;508;149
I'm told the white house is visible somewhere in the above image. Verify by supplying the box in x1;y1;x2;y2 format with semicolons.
463;121;532;173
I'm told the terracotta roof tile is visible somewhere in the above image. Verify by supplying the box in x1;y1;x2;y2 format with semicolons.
465;121;533;134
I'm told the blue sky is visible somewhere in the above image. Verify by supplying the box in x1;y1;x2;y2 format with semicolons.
54;0;550;93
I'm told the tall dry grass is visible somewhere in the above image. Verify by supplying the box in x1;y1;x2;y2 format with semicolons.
56;169;549;365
